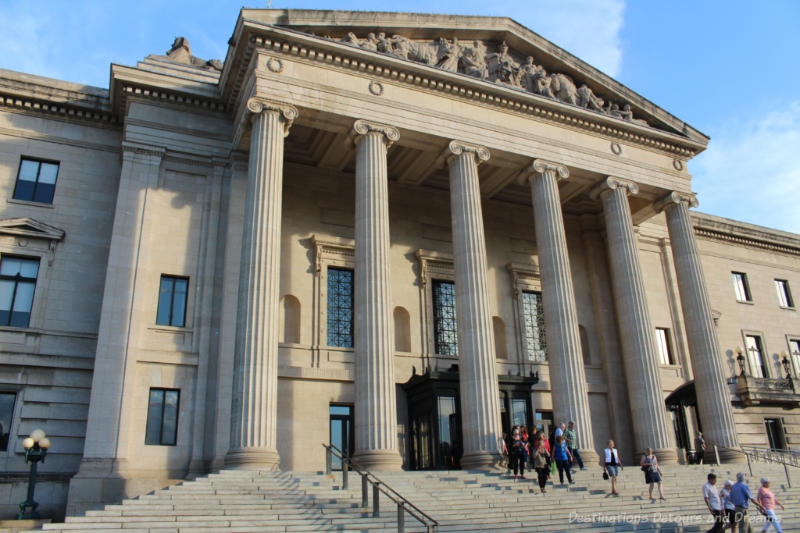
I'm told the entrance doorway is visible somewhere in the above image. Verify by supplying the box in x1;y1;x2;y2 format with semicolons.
765;418;787;450
403;366;538;470
329;404;354;469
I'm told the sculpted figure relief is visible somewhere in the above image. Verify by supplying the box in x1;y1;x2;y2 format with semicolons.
338;33;648;126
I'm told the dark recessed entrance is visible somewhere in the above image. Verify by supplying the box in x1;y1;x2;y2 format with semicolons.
403;365;538;470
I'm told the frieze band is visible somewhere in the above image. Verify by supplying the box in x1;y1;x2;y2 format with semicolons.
340;34;648;127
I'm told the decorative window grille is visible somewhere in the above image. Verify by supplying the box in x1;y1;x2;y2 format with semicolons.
432;280;458;356
522;290;546;361
327;268;353;348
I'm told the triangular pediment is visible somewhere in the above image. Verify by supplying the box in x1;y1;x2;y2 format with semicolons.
0;218;65;241
236;10;706;144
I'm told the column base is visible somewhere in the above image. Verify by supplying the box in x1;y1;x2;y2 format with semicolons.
225;448;280;470
716;446;748;464
653;447;679;466
459;451;504;471
351;450;403;471
578;448;600;468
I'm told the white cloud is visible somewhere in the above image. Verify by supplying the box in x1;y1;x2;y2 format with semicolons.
692;101;800;234
503;0;625;77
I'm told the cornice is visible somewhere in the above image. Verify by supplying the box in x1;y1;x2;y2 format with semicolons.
0;92;118;125
221;21;704;158
692;219;800;258
119;84;227;114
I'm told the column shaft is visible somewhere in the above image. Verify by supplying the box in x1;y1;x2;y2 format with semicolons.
447;141;503;469
227;100;296;469
593;177;676;463
352;120;403;470
658;194;742;462
528;160;597;464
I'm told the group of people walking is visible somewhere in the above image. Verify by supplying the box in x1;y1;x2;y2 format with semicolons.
703;472;785;533
505;421;586;493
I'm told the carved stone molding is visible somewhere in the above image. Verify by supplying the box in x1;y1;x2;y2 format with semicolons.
350;119;400;148
653;190;699;214
311;235;355;272
589;176;639;200
246;97;298;137
368;80;384;96
444;140;490;167
266;57;283;73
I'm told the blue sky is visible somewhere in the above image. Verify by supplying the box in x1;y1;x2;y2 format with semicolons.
2;1;798;233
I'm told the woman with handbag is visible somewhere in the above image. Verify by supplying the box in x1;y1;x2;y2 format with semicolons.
641;447;665;500
533;440;551;493
604;440;621;495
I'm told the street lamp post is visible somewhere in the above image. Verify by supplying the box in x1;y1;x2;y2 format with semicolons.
18;429;50;519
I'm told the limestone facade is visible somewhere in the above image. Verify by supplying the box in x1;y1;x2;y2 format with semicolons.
0;9;798;519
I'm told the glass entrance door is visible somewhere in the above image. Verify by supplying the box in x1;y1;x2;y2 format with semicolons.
329;405;354;469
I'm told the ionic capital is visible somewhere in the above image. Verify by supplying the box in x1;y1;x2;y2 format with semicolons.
444;140;491;167
246;97;298;137
350;119;400;148
653;190;699;214
518;158;569;185
589;176;639;200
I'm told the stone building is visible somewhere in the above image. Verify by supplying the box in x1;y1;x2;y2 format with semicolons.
0;9;798;519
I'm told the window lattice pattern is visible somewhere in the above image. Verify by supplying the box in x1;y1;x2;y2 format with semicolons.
327;268;353;348
432;280;458;356
522;291;547;361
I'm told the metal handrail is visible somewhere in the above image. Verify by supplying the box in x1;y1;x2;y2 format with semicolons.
322;443;438;533
718;445;795;488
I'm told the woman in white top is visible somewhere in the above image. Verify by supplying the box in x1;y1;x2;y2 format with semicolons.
604;440;621;495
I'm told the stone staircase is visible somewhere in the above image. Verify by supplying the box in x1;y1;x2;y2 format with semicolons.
28;463;800;532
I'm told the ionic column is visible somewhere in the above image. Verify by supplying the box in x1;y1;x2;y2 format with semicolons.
226;98;297;469
446;141;503;469
350;120;403;470
655;192;742;462
523;160;597;465
590;177;677;464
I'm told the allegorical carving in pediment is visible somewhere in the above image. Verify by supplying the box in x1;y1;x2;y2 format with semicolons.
340;33;647;127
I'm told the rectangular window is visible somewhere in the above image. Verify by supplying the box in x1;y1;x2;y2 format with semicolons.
745;334;767;378
775;279;794;308
789;339;800;378
326;268;353;348
432;280;458;356
145;388;179;446
732;272;752;302
156;275;188;327
522;291;547;361
0;392;16;452
655;328;675;365
0;256;40;328
13;158;59;204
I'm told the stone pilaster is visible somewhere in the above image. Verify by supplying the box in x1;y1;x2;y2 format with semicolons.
350;119;403;470
226;98;297;469
580;214;635;462
67;142;164;516
591;177;677;464
445;140;503;469
523;160;597;465
655;192;743;462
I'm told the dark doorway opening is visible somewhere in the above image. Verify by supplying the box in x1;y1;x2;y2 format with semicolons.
329;404;354;470
765;418;787;450
403;365;538;470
